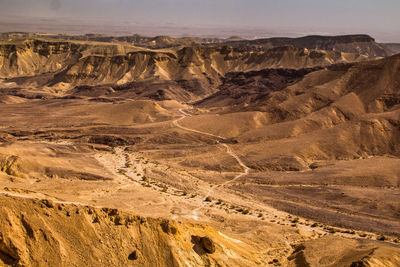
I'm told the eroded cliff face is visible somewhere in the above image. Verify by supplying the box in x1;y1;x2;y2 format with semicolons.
0;39;367;89
0;39;84;77
63;45;367;86
0;195;263;267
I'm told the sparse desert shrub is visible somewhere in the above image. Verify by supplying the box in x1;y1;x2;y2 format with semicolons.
377;235;387;241
118;169;127;175
309;162;319;170
328;228;337;233
311;223;318;228
291;217;299;223
216;199;223;205
114;215;124;225
205;196;212;202
242;209;250;215
258;213;263;218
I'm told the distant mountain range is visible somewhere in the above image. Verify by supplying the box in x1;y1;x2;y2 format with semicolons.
1;32;397;57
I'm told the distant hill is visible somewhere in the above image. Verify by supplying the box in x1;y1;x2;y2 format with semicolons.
383;43;400;54
215;35;394;58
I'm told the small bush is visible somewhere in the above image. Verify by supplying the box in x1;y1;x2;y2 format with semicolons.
377;235;387;241
291;217;299;223
311;223;318;228
118;169;127;175
242;209;250;215
328;228;337;233
205;196;212;202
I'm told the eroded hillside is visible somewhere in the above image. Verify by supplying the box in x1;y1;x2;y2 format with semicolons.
1;194;399;267
0;194;266;266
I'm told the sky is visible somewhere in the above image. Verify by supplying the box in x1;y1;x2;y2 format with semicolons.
0;0;399;42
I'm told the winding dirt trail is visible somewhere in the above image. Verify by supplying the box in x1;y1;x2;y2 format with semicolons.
173;109;225;139
173;108;249;182
170;108;393;244
173;108;250;218
0;108;393;244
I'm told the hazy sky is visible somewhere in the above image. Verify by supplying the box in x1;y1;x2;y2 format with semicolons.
1;0;400;41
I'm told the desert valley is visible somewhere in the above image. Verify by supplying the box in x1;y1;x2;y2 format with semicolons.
0;31;399;266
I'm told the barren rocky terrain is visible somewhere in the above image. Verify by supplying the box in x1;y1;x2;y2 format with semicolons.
0;33;399;266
